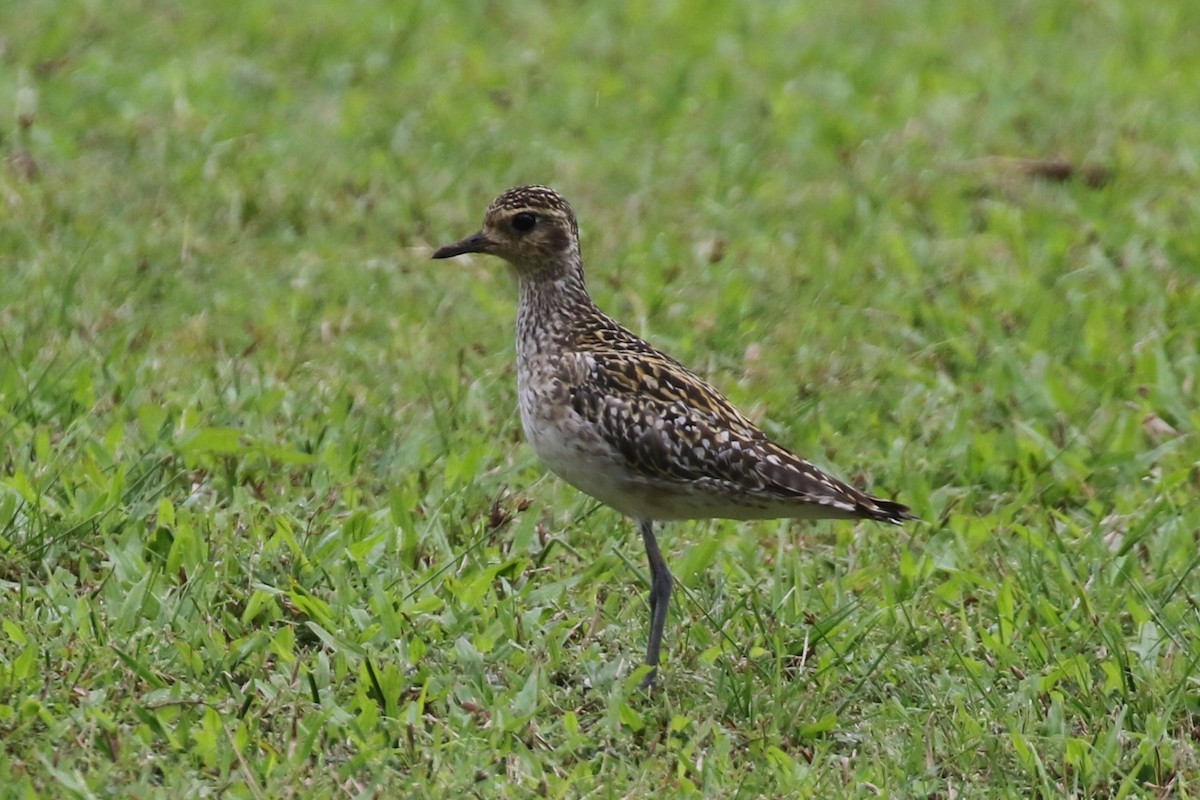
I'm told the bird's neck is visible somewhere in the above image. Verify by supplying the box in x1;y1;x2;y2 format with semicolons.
515;256;599;355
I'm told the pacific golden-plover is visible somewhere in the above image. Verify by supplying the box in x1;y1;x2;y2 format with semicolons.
433;185;916;687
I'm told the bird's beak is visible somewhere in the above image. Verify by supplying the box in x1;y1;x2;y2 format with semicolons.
431;230;495;259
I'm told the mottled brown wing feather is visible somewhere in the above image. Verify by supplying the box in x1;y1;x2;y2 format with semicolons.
567;321;915;522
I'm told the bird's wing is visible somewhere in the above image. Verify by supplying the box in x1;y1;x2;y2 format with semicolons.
567;331;908;521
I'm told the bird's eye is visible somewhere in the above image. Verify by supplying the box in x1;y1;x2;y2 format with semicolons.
512;212;537;233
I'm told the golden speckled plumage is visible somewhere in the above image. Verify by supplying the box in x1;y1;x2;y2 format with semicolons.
433;184;916;687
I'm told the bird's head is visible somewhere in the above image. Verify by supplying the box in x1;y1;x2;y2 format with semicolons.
432;185;581;278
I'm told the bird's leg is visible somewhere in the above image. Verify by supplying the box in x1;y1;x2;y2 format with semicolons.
639;518;672;688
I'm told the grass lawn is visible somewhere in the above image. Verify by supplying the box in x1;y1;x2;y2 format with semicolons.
2;1;1199;796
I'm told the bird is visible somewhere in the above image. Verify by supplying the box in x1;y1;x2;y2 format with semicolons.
432;185;916;688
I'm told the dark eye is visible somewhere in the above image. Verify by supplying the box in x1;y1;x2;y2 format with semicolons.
512;212;537;233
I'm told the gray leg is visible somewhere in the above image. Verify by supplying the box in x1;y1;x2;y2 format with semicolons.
639;518;672;688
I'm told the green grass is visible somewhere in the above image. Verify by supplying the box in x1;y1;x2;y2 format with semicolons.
2;0;1199;796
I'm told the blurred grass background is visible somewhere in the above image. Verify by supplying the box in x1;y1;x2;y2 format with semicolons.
2;1;1198;796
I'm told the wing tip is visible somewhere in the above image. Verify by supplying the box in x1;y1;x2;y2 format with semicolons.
860;496;919;525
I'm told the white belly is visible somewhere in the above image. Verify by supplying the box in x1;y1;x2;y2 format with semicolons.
520;392;624;499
